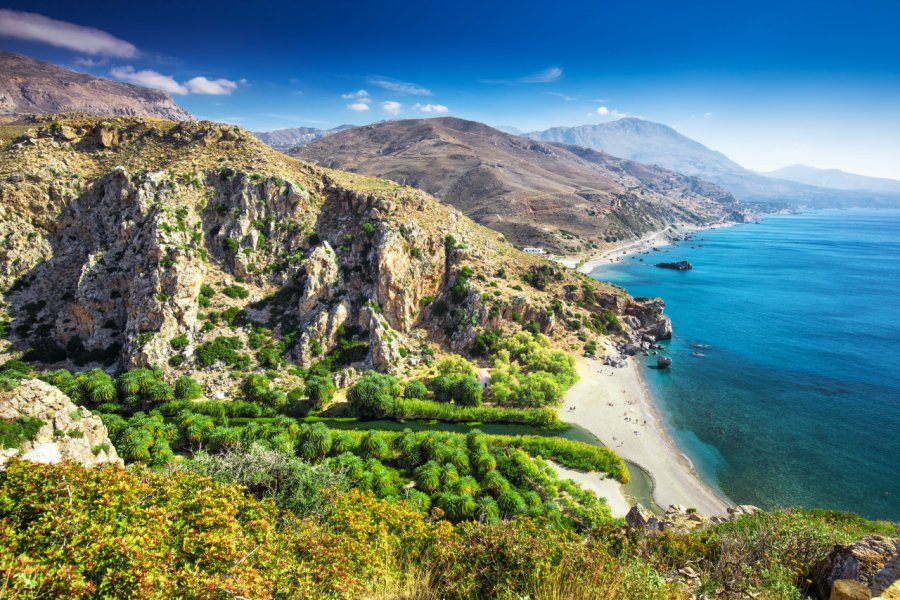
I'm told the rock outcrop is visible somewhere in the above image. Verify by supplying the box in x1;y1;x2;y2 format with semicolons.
0;379;122;467
626;503;760;534
815;536;900;600
655;260;693;270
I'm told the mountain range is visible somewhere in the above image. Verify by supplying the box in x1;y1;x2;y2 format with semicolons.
0;51;192;121
525;119;900;208
762;164;900;195
252;125;353;150
295;117;751;254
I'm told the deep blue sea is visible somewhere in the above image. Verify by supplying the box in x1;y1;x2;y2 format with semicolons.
590;209;900;521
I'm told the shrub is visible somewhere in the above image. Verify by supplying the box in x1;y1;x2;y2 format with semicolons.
403;379;428;399
304;376;336;410
169;334;189;351
0;416;44;449
435;354;476;379
223;284;249;299
196;336;244;368
347;371;399;418
451;376;483;407
174;375;202;400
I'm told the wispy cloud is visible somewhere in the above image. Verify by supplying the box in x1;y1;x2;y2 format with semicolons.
704;111;713;117
347;102;370;112
111;66;242;96
382;101;402;115
546;91;578;101
341;89;370;100
413;103;448;113
367;76;432;96
483;66;563;85
0;9;138;57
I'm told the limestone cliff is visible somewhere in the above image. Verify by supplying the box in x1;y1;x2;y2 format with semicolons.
0;114;670;387
0;379;122;467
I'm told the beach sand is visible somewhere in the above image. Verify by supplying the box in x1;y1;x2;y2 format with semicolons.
562;357;731;516
558;221;735;274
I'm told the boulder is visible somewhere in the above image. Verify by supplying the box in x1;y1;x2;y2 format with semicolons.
0;379;122;468
815;536;900;600
830;580;871;600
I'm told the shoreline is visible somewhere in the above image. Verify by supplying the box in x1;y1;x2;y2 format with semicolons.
562;356;732;516
557;220;740;274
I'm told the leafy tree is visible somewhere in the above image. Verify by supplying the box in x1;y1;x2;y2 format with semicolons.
347;371;399;418
435;354;476;379
451;376;483;407
304;376;336;410
174;375;203;400
403;379;428;399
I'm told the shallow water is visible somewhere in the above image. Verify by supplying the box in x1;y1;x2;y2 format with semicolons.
591;209;900;521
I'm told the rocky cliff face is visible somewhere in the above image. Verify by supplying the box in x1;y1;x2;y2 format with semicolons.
0;114;670;385
0;379;122;467
0;52;192;121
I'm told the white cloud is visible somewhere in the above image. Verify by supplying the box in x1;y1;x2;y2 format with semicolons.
110;66;187;95
185;76;239;95
341;89;370;99
483;66;563;85
347;102;370;112
704;111;713;117
382;101;402;115
0;9;138;57
367;76;432;96
596;106;610;116
111;66;241;96
414;103;449;113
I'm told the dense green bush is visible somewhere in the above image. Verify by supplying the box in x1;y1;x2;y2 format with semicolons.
196;336;245;368
0;416;44;449
304;376;336;410
223;284;249;299
347;371;400;418
403;379;428;399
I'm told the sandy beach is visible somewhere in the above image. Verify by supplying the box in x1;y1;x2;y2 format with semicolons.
562;357;731;516
558;221;736;274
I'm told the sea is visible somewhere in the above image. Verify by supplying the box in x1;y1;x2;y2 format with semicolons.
590;209;900;521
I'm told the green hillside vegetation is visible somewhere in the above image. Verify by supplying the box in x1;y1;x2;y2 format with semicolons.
1;459;896;599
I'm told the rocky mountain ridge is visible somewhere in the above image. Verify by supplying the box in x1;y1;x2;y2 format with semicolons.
295;117;753;254
0;51;193;121
0;114;668;394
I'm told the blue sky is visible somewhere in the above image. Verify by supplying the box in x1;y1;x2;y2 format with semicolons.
1;0;899;178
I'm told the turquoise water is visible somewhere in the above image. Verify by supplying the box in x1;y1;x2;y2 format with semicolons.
590;210;900;521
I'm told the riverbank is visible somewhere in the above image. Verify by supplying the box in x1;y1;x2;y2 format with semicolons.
558;220;737;274
563;356;731;516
